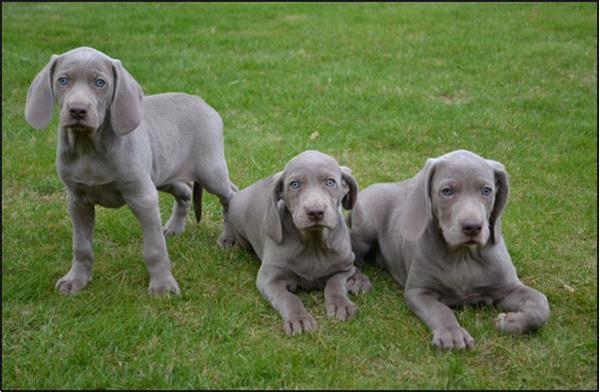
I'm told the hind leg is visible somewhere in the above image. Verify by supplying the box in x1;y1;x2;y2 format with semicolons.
347;268;372;296
213;181;237;249
347;223;375;295
217;219;236;249
159;181;193;236
197;162;237;247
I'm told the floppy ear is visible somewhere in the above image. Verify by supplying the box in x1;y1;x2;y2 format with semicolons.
487;159;509;244
340;166;359;210
110;59;144;136
265;172;284;244
403;158;438;242
25;54;59;130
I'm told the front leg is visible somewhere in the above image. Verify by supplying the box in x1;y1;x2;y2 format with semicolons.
56;192;95;295
494;284;550;334
405;287;475;350
324;267;358;320
257;265;316;336
124;185;180;295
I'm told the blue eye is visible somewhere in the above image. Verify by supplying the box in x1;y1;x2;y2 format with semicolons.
57;77;69;86
289;180;301;190
325;179;336;188
440;187;454;197
95;79;106;88
481;186;493;197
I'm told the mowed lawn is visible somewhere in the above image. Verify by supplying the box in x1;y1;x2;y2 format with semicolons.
2;2;597;389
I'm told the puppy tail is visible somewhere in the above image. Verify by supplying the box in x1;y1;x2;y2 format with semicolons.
193;182;203;223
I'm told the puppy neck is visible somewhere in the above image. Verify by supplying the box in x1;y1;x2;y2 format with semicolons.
298;227;330;245
59;119;118;156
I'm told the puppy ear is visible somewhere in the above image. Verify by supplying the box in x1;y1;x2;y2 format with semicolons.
403;158;438;242
265;172;284;244
25;54;59;130
110;59;144;136
340;166;359;210
487;159;509;244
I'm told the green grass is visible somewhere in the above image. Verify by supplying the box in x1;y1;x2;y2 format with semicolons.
2;2;597;389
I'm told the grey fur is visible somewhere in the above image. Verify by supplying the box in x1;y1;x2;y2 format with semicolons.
220;150;360;335
349;149;549;350
24;47;237;296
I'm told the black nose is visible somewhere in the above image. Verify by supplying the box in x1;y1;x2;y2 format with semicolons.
462;221;482;237
307;209;324;222
69;107;88;120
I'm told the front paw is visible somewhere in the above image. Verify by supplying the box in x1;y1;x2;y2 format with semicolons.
347;270;372;295
56;272;91;295
494;312;527;334
149;275;181;296
326;294;358;321
283;312;317;336
432;326;475;350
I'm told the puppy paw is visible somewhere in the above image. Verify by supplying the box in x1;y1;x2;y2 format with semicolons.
283;312;317;336
163;221;185;237
56;272;91;295
148;275;181;296
347;270;372;295
217;231;236;248
432;326;475;350
326;294;358;321
494;312;527;334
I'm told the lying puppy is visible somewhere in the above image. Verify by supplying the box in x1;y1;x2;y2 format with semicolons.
220;150;359;335
25;47;237;295
349;150;549;350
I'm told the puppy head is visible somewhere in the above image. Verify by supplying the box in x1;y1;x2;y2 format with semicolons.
25;46;143;136
404;149;509;248
266;150;358;243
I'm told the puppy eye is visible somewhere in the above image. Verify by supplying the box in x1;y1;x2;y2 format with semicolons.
57;77;69;87
481;186;493;197
440;187;454;197
325;179;336;188
95;79;106;88
289;180;301;190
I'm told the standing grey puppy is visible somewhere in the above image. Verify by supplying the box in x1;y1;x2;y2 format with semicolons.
24;47;237;296
349;150;549;350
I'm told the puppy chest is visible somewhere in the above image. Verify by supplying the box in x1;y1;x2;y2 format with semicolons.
58;152;122;186
291;250;353;283
436;264;497;307
70;183;125;208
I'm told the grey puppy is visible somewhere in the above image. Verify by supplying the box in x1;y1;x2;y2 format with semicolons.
220;150;360;335
25;47;237;296
349;150;549;350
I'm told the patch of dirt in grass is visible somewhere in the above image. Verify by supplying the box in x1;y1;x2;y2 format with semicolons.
435;90;470;105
